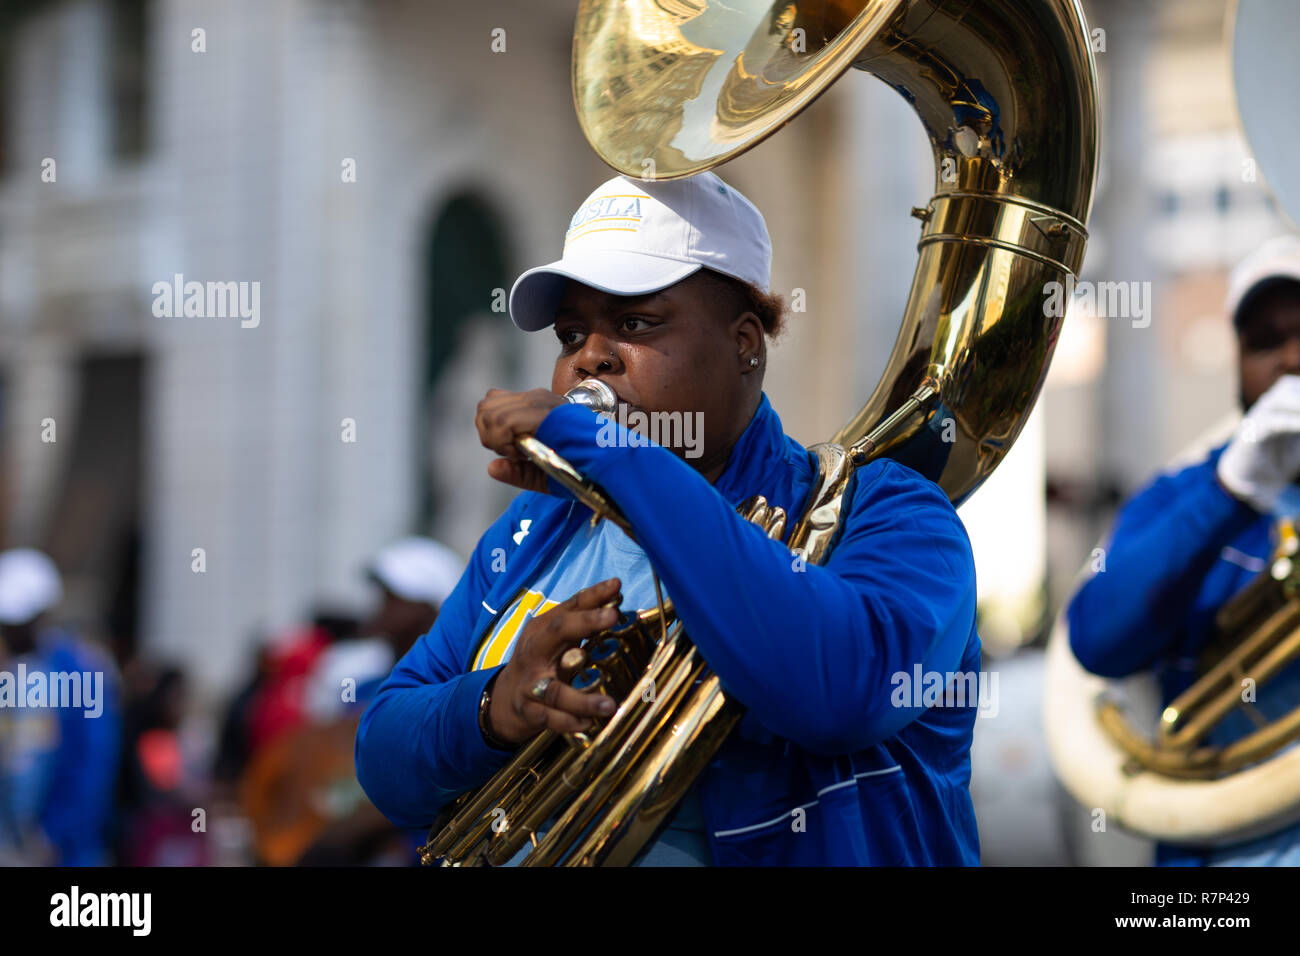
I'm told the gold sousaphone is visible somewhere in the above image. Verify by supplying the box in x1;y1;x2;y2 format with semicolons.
1044;0;1300;846
425;0;1099;865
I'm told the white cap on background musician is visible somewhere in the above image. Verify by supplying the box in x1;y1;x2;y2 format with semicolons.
508;172;772;332
366;537;463;609
0;548;62;627
1227;234;1300;328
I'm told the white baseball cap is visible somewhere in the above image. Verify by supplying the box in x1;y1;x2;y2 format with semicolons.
1227;235;1300;328
0;548;62;626
366;537;463;608
509;172;772;331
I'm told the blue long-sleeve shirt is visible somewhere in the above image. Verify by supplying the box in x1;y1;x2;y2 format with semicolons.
1067;444;1300;865
356;393;982;865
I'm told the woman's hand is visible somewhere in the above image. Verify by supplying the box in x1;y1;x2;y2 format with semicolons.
486;578;622;745
476;387;567;493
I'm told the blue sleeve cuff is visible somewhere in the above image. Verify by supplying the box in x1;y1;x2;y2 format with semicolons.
1204;471;1263;527
438;664;514;777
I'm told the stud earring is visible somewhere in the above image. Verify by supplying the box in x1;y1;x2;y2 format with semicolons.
748;356;760;368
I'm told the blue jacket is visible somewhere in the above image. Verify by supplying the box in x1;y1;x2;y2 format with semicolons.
43;636;121;866
1067;444;1300;865
356;394;982;865
0;631;121;866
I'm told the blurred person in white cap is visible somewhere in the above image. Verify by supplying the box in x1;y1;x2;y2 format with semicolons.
363;537;463;660
0;548;121;865
0;548;63;637
305;537;464;723
1068;234;1300;866
357;172;984;866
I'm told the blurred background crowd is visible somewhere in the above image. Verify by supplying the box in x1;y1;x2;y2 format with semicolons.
0;535;461;865
0;0;1294;865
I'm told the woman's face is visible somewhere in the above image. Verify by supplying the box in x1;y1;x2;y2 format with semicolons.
550;273;764;481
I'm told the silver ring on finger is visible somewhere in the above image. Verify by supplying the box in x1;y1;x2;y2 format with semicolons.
530;676;554;702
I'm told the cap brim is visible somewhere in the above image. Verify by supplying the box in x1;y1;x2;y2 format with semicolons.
508;251;701;331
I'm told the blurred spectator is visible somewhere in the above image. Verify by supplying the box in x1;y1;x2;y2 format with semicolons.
214;611;359;794
115;666;210;866
305;538;463;722
0;549;121;866
245;624;333;757
237;537;462;866
211;638;273;796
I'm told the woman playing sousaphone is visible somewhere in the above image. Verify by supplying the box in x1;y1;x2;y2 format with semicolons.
355;172;982;865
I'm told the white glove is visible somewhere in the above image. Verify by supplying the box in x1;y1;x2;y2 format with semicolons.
1217;374;1300;513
